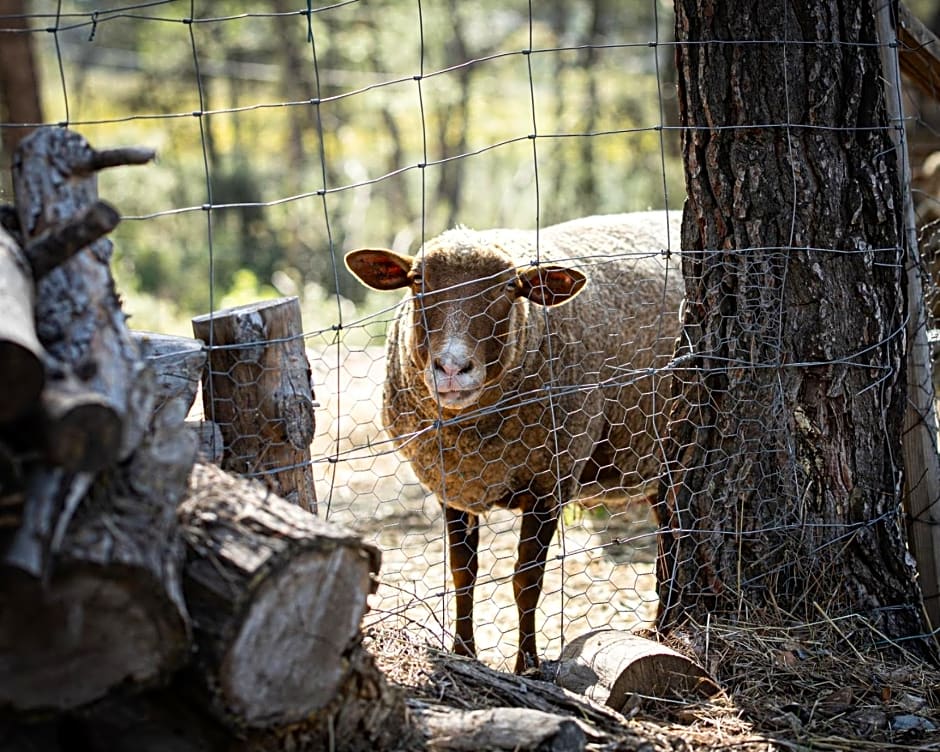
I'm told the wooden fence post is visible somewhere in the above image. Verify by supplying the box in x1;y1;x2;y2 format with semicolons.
192;297;318;514
878;5;940;635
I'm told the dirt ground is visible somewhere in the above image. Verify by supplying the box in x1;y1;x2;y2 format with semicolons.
308;344;660;671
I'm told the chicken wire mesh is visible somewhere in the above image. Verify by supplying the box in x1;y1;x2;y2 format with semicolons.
6;0;940;671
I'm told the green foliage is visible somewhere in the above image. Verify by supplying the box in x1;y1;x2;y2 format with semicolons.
31;0;683;334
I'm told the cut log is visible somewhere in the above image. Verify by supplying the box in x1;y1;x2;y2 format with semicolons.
0;402;194;710
549;630;720;713
0;224;43;423
192;297;317;513
237;642;411;752
40;370;123;472
133;331;206;424
0;461;190;713
414;705;589;751
179;463;379;728
0;647;410;752
12;126;155;462
0;333;197;711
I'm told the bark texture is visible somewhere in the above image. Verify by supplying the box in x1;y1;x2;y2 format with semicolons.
179;464;381;728
549;629;718;712
12;127;156;470
192;297;317;513
659;0;928;644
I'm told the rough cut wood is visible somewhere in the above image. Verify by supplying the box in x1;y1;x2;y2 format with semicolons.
0;388;195;711
414;705;589;751
25;199;120;279
39;369;123;472
12;126;155;464
0;647;411;752
238;643;412;752
0;438;192;711
549;629;719;713
0;223;43;422
179;464;379;728
0;329;199;711
192;296;317;513
133;331;206;423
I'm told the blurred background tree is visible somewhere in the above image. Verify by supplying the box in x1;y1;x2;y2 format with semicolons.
2;0;937;335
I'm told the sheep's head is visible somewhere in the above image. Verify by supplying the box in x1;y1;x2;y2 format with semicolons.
345;236;586;411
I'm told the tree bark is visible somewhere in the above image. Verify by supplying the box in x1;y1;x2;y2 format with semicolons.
192;296;317;513
658;0;930;648
0;270;199;716
12;127;156;467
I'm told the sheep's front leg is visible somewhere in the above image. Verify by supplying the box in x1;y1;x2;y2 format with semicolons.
445;506;478;658
513;501;558;673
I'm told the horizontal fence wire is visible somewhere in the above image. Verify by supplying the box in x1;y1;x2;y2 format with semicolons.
4;0;939;669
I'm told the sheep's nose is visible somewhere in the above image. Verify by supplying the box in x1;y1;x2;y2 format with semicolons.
434;354;473;377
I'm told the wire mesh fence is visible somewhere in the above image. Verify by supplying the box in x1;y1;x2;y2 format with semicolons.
5;0;940;673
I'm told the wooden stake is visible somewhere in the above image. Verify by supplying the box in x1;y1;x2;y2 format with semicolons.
192;296;318;514
877;5;940;636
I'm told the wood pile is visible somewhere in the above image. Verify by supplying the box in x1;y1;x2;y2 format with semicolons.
0;126;406;751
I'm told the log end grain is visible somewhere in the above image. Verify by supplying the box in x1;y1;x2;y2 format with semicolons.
181;465;381;728
219;546;375;726
551;629;720;713
41;387;122;472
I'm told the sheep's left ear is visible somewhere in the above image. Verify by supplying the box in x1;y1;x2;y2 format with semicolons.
518;264;587;306
345;249;415;291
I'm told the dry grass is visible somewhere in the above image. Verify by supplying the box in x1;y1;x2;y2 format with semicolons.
366;613;940;750
307;344;940;749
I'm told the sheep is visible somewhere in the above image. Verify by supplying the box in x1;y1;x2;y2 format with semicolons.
345;211;684;673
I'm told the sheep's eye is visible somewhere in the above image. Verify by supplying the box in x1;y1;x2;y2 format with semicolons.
410;274;424;288
506;278;519;294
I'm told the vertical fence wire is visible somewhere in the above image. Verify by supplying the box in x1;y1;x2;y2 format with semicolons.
5;1;936;670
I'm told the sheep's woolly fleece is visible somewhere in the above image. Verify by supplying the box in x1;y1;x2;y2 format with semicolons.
381;211;685;514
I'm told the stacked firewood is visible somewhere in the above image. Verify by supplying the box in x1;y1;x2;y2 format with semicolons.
0;127;406;752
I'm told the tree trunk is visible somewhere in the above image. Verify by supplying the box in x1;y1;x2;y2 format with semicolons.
0;0;43;161
658;0;930;648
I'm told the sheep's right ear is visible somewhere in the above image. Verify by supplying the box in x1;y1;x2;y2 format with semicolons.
345;249;415;291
